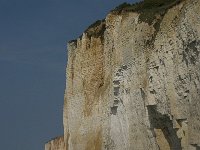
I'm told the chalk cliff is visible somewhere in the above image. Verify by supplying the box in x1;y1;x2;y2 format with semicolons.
45;0;200;149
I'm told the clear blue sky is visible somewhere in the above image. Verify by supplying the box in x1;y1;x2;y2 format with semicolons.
0;0;140;150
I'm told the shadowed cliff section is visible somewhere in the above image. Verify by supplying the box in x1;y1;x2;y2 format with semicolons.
147;105;182;149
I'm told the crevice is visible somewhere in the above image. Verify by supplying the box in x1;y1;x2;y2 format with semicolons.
111;106;118;115
183;40;200;65
150;89;156;94
114;100;119;105
140;88;146;101
113;80;120;85
122;65;128;70
114;87;120;96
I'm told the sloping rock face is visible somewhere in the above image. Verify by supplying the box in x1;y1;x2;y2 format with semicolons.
46;0;200;149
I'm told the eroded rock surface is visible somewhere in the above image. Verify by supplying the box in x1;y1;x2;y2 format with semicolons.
46;0;200;149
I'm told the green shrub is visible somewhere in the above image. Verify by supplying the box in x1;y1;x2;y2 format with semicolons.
115;2;131;11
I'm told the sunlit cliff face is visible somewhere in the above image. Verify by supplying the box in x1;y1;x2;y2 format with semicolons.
46;0;200;149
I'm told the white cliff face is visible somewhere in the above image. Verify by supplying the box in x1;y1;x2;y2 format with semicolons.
46;0;200;149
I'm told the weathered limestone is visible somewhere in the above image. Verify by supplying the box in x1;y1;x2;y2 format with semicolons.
46;0;200;149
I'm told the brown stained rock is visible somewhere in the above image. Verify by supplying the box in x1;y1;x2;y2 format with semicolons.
85;129;102;150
